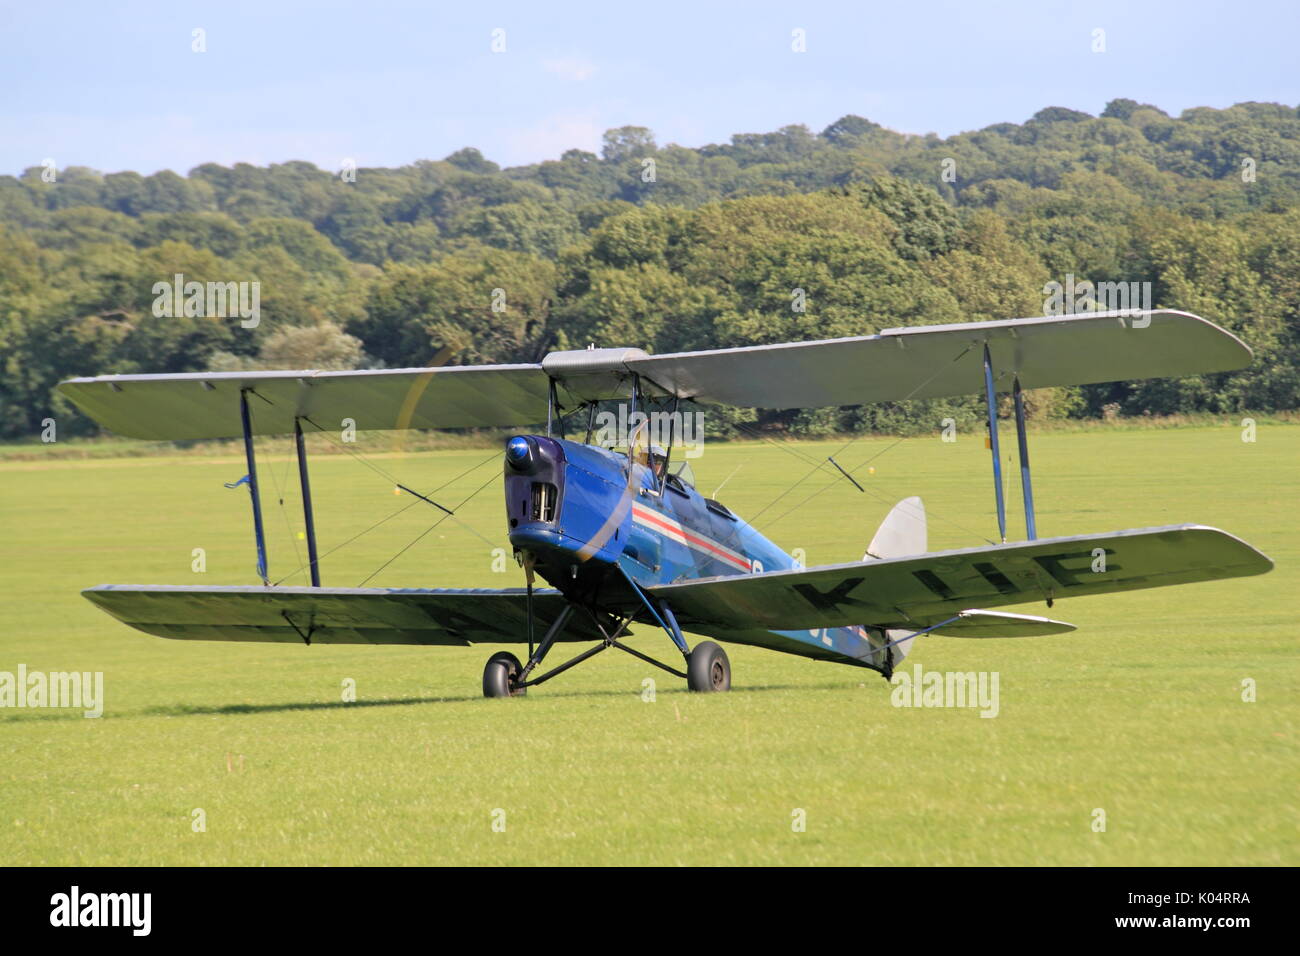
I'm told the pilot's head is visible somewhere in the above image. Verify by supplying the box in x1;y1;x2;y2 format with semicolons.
648;444;668;478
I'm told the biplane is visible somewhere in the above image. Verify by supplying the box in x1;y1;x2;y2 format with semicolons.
58;308;1273;697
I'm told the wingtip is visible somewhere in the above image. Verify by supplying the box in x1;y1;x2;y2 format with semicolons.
1180;525;1274;574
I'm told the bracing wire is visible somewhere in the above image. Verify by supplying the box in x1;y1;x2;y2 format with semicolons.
748;343;974;527
244;384;506;586
356;468;503;587
269;447;503;587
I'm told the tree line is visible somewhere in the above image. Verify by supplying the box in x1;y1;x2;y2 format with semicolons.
2;98;1297;440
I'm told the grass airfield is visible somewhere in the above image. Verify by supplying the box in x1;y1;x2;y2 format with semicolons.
1;423;1295;866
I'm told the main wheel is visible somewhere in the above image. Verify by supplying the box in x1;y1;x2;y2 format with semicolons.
482;651;526;698
686;641;731;692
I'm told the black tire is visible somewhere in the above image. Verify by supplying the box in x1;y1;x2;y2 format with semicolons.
483;651;526;698
686;641;731;692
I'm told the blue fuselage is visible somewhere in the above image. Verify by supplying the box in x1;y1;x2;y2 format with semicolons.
504;435;880;665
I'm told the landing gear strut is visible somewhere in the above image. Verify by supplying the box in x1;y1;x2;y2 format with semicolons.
479;588;733;697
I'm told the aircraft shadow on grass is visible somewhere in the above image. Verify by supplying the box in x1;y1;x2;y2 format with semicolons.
143;682;857;717
0;682;859;721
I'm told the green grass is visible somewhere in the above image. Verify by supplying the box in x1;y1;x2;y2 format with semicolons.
1;424;1296;865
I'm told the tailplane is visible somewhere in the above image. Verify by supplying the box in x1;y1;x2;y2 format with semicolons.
860;496;1085;673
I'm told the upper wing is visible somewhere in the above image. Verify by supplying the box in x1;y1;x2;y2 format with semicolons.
57;364;551;439
82;584;611;646
627;310;1250;409
57;311;1248;439
649;525;1273;632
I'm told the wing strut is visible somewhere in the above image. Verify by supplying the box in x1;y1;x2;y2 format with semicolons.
1012;377;1038;540
239;389;269;585
983;349;1040;542
293;417;322;587
982;345;1007;543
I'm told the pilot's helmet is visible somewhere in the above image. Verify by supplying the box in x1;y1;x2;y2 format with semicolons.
648;444;668;474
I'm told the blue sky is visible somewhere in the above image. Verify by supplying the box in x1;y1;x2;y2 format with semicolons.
2;0;1296;176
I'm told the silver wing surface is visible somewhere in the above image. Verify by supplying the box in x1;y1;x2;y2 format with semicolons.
649;525;1273;634
57;365;551;440
627;310;1250;408
57;310;1249;439
82;585;611;646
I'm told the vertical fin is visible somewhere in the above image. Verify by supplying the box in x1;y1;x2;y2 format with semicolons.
864;496;927;560
864;496;927;665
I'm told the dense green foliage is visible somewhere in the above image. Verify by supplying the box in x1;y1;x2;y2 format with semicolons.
2;99;1297;439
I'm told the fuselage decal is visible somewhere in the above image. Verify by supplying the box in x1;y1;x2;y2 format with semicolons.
631;502;753;573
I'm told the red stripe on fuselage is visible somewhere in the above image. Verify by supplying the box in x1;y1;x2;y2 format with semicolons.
631;503;752;572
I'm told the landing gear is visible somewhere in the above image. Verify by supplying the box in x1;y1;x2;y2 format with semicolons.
482;651;526;698
686;641;730;692
481;577;733;697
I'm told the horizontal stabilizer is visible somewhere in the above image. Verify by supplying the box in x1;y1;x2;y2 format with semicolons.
928;609;1076;638
651;525;1272;633
82;585;610;646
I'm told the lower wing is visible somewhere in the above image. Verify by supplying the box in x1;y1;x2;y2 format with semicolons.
649;525;1273;633
82;584;612;645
